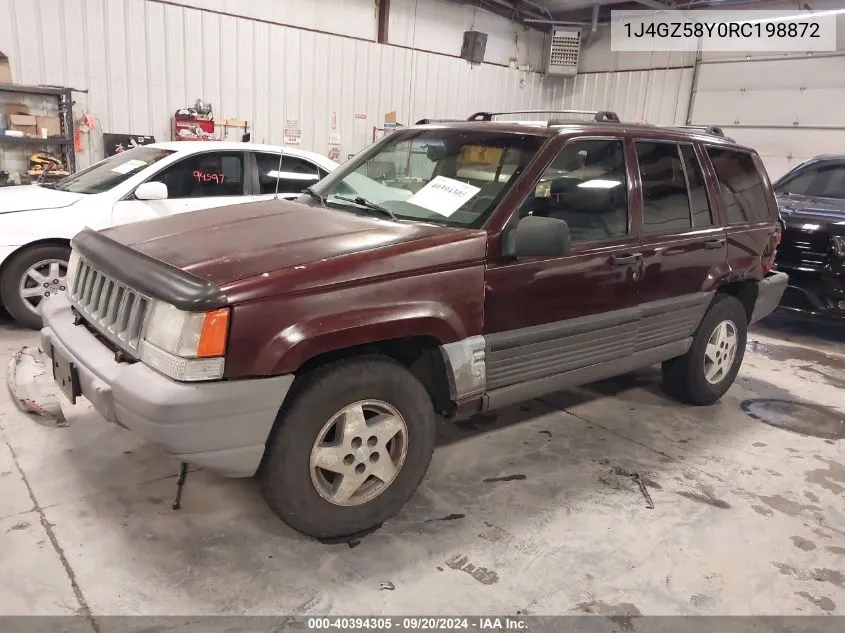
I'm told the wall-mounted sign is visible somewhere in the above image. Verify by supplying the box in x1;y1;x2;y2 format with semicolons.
283;119;301;144
354;113;367;120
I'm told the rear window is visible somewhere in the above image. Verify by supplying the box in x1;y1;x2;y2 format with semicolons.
706;147;771;224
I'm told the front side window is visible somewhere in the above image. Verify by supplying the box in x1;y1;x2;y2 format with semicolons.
519;138;628;243
149;152;245;199
706;147;770;224
636;141;692;234
45;147;174;195
775;162;845;199
255;153;321;195
311;129;546;228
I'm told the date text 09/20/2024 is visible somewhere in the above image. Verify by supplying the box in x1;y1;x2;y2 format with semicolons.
306;617;527;631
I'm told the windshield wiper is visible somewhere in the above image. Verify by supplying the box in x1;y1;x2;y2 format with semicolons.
301;186;326;206
331;195;398;221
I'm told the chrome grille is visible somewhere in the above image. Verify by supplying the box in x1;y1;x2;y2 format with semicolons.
69;257;150;354
777;227;830;271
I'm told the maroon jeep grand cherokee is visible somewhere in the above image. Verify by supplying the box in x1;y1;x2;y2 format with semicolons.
41;111;787;539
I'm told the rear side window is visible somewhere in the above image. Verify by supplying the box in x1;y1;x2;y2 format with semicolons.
635;141;691;233
706;147;770;223
776;162;845;199
679;145;713;227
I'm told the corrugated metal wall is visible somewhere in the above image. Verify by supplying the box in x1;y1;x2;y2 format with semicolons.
0;0;567;174
551;68;693;126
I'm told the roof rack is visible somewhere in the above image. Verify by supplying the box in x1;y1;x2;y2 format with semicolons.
672;125;732;140
415;118;464;125
467;109;620;123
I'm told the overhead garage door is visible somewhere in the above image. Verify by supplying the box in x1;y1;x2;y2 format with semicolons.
690;54;845;182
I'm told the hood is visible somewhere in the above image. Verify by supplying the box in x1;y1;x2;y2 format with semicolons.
0;185;85;214
777;194;845;234
100;199;485;288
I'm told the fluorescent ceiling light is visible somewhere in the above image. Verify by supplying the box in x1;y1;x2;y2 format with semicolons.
265;171;318;180
578;179;622;189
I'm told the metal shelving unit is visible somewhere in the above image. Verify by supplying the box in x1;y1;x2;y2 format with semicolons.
0;83;76;173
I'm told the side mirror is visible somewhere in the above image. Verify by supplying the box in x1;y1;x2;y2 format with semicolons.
135;181;168;201
503;215;571;258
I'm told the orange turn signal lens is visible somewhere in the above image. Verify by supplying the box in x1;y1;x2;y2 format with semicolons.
197;308;230;358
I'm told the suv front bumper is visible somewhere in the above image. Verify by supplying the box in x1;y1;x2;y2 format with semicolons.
774;267;845;322
40;294;293;477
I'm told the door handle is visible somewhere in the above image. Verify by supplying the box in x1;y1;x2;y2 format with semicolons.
704;239;726;249
612;252;642;266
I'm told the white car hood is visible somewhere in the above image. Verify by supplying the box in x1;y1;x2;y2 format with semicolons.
0;185;86;214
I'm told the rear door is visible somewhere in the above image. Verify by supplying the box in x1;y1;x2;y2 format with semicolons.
483;135;642;391
634;140;727;349
112;151;251;226
703;146;780;280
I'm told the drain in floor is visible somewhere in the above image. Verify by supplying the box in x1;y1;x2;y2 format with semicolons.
740;399;844;440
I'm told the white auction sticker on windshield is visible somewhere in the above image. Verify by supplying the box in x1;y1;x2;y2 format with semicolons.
408;176;480;217
110;159;148;175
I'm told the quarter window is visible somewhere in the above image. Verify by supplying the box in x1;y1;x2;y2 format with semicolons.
519;139;628;243
149;152;245;199
635;141;692;233
706;147;770;223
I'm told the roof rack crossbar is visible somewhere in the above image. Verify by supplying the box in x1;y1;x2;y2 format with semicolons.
467;109;620;123
673;125;727;138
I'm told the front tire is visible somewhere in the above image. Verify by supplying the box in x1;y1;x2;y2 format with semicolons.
257;356;436;539
0;244;71;330
662;294;748;406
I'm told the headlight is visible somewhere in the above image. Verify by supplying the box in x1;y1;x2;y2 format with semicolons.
832;235;845;257
65;250;81;295
139;301;229;381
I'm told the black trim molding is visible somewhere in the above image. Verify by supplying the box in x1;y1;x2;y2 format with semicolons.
71;228;228;312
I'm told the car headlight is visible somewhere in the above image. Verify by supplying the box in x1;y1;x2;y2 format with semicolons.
65;250;81;295
138;301;229;381
832;235;845;257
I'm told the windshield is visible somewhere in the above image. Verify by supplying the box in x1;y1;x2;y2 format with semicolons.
47;147;174;194
311;129;546;227
775;162;845;199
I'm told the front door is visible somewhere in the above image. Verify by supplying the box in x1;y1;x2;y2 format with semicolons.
633;140;726;349
111;151;251;226
483;136;642;391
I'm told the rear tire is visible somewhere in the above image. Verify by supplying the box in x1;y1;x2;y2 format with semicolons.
0;244;70;330
662;294;748;406
257;355;436;539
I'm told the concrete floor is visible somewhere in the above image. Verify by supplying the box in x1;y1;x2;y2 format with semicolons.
1;307;843;619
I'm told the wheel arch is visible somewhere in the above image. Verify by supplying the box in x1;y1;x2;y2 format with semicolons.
714;279;758;323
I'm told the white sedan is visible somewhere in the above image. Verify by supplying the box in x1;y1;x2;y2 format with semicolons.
0;142;339;328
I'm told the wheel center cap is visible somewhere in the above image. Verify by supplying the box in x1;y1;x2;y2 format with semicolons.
354;446;371;462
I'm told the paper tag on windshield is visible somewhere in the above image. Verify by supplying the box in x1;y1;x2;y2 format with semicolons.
110;159;148;175
408;176;480;217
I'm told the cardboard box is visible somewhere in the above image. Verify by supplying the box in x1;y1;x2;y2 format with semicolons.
36;115;61;137
0;52;11;84
4;103;28;118
10;113;37;136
